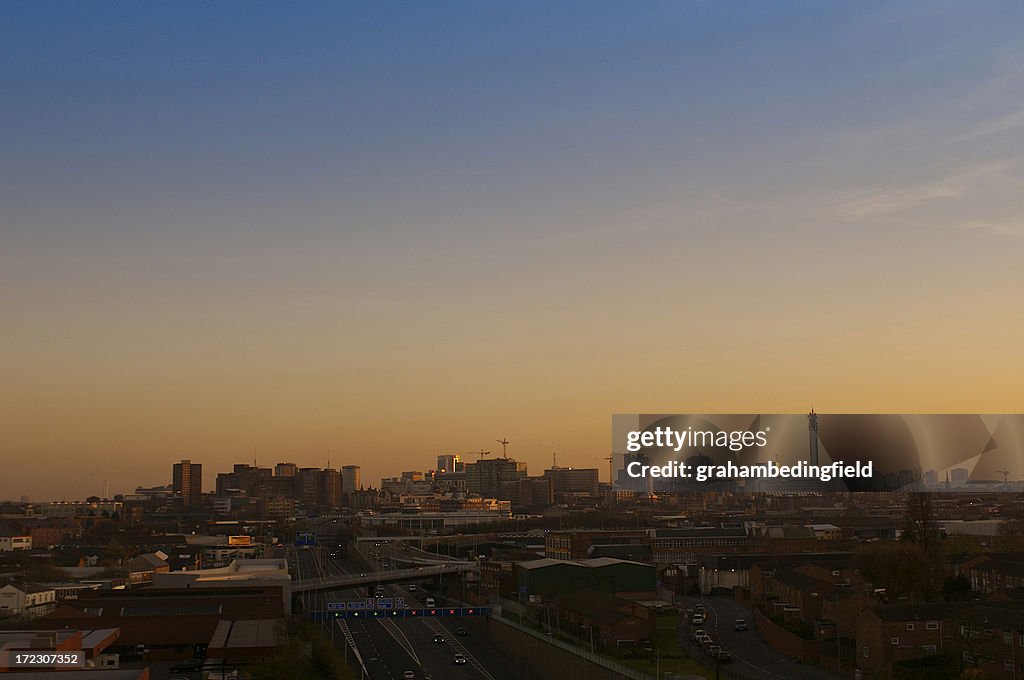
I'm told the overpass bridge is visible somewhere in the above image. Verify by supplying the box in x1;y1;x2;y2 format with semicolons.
293;562;475;594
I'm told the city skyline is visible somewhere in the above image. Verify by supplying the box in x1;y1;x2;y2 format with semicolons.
5;2;1024;499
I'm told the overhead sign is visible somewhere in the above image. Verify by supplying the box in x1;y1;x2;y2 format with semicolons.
310;607;491;621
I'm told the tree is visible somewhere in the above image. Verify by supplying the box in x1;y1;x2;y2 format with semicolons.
901;493;944;599
855;542;930;600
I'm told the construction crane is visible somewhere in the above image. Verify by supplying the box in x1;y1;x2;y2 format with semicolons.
497;438;510;458
998;469;1011;483
605;453;615;485
463;449;491;461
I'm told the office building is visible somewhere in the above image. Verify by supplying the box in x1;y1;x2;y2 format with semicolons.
172;460;202;506
342;465;361;493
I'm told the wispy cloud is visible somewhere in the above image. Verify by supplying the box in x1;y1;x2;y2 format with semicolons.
959;219;1024;237
951;105;1024;143
837;162;1011;221
839;182;961;219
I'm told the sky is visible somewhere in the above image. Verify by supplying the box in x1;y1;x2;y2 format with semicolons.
2;1;1024;500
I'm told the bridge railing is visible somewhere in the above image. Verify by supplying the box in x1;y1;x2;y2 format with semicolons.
292;563;473;592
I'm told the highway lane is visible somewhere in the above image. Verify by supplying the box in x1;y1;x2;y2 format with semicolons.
299;539;519;680
677;595;834;680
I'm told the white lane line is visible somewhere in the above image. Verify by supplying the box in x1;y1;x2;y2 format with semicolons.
378;616;421;666
420;617;495;680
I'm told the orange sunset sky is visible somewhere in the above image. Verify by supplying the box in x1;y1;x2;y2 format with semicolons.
3;3;1024;500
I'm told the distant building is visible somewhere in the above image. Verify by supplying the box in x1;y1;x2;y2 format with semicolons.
465;458;528;504
436;454;464;473
519;477;554;508
125;552;171;586
0;523;32;551
172;459;202;506
318;468;343;509
274;462;297;477
544;467;599;496
216;464;272;497
342;465;361;493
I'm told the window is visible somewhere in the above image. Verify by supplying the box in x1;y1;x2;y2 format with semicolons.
922;645;936;654
926;622;939;631
1006;661;1015;672
906;623;915;631
863;647;869;658
891;637;899;646
1004;632;1013;645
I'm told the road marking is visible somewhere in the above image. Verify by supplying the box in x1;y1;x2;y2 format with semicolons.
378;617;421;666
419;617;495;680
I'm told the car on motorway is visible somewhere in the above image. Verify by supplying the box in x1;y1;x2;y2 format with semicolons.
734;618;748;631
717;649;733;663
425;597;436;607
403;672;415;679
433;634;445;644
408;584;417;591
456;626;467;637
170;659;203;673
453;653;467;665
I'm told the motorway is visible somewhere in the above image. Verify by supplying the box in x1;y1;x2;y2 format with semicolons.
294;539;520;680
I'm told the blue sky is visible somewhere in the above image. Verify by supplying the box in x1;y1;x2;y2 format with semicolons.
2;2;1023;498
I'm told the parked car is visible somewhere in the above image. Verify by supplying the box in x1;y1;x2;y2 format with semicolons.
692;613;705;625
734;618;748;631
717;650;733;663
403;672;415;679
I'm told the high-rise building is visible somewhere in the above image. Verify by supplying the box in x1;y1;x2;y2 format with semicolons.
342;465;361;493
296;468;320;511
172;459;203;506
465;458;527;503
275;462;297;477
216;464;271;496
318;469;343;509
436;454;464;473
543;467;599;496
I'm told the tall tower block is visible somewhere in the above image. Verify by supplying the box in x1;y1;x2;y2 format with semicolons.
808;409;820;466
